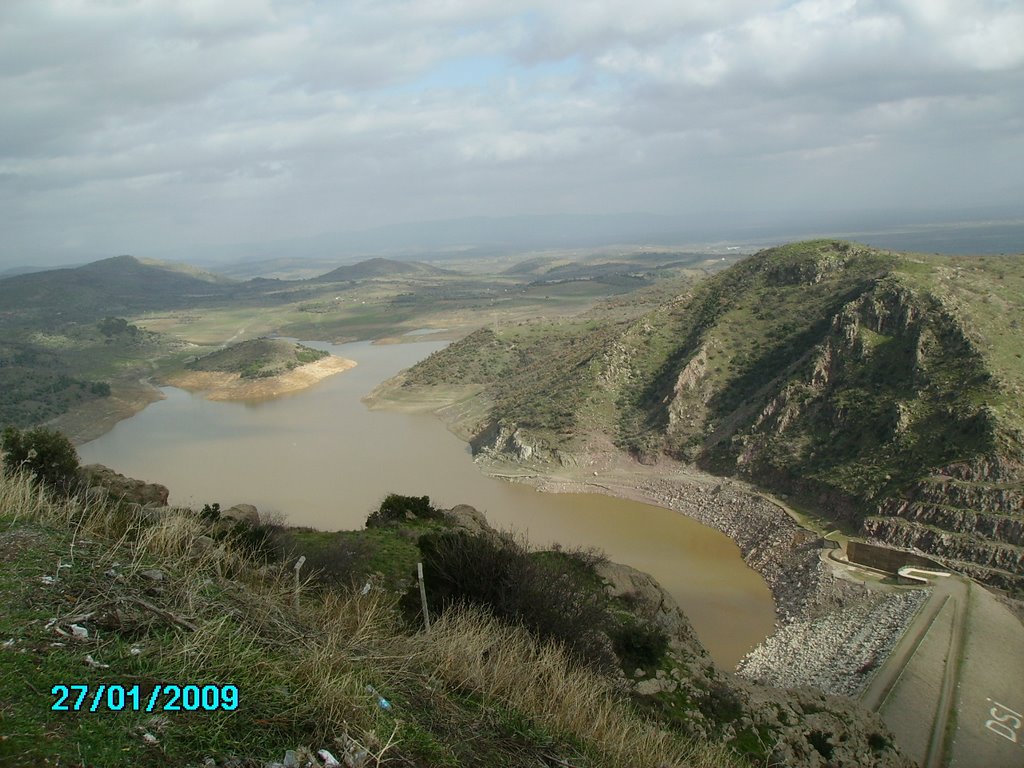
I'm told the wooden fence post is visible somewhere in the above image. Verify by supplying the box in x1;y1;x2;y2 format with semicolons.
293;555;306;610
417;562;431;633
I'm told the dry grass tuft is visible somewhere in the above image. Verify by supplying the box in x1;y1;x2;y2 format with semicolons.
417;606;733;768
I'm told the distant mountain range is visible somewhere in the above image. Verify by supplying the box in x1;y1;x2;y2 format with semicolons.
0;255;238;325
0;254;461;327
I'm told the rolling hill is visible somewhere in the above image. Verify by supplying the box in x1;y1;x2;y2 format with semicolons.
184;338;327;379
0;255;237;325
396;240;1024;589
310;257;453;282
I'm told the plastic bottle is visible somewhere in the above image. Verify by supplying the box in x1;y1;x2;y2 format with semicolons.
365;684;392;711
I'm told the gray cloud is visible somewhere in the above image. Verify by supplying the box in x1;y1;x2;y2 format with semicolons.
1;0;1021;266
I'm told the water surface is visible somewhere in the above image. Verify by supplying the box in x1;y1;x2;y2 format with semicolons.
80;339;776;666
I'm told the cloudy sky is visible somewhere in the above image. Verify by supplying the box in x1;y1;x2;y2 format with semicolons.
2;0;1022;267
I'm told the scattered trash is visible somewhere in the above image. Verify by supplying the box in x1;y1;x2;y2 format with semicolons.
141;733;158;745
130;646;143;655
69;624;89;640
140;569;165;582
84;654;109;669
283;750;299;768
360;582;371;596
2;639;15;648
365;684;391;711
40;575;56;585
318;749;341;767
334;733;370;767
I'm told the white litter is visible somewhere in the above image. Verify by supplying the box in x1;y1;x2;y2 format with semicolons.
84;654;109;669
318;749;341;767
69;624;89;640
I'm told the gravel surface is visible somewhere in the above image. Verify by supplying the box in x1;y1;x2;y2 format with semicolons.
737;589;929;696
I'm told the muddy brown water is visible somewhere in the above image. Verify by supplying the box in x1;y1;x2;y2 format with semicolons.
80;339;776;666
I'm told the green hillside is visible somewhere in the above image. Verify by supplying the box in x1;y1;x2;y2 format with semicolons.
397;241;1024;588
0;256;237;326
185;338;328;379
311;257;453;282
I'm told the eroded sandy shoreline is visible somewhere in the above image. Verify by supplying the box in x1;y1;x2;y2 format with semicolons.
162;355;357;401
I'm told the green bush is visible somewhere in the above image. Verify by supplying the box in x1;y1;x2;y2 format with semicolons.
410;530;616;670
366;493;441;527
0;426;80;496
610;621;669;670
200;502;221;522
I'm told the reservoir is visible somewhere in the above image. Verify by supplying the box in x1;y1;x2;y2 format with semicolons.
79;338;776;667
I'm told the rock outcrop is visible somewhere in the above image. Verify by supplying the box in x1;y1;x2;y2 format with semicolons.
79;463;169;506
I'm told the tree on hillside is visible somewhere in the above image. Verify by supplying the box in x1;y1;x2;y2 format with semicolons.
0;426;80;496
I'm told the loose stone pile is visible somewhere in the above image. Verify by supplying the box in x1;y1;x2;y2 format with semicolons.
629;474;932;697
736;589;929;696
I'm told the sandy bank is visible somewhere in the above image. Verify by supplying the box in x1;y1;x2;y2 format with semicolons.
163;355;357;401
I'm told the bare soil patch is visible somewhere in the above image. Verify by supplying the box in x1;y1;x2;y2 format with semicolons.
163;355;356;401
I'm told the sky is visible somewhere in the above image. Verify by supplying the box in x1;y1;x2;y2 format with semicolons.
1;0;1023;267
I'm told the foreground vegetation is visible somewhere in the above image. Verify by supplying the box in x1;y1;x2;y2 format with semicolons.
0;451;741;767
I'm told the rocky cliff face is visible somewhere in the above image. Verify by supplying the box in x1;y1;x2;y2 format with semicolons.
653;254;1024;590
469;419;550;463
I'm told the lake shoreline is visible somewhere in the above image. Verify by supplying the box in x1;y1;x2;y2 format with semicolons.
463;449;929;686
161;354;358;402
70;338;778;667
365;374;928;684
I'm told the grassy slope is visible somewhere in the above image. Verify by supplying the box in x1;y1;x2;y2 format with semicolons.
0;471;742;768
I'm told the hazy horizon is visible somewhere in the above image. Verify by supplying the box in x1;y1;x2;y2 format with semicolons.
2;1;1022;269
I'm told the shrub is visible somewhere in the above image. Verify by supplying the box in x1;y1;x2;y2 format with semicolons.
0;426;80;496
410;530;616;670
700;682;743;723
200;502;221;522
224;520;277;561
611;621;669;671
366;493;441;527
278;533;375;588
